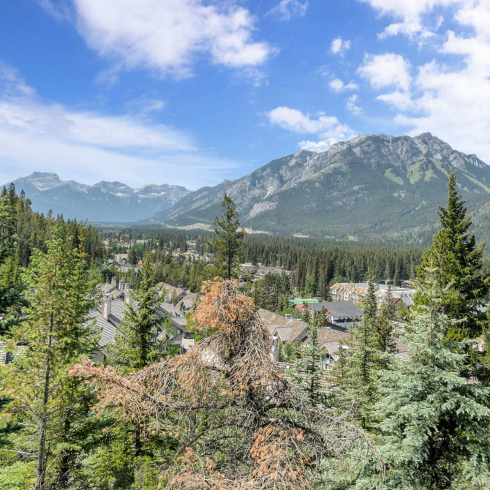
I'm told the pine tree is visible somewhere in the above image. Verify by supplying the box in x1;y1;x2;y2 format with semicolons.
0;221;99;489
363;271;490;488
206;194;245;279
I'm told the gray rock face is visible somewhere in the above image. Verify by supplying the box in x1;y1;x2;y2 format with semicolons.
150;132;490;240
4;172;190;222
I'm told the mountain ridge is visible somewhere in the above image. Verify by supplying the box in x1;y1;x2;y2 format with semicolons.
6;132;490;244
144;132;490;242
3;172;191;222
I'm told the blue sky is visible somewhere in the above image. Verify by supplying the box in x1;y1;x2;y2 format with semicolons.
0;0;489;190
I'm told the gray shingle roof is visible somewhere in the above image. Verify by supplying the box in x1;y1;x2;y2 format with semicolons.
257;308;308;342
317;326;351;345
314;301;362;318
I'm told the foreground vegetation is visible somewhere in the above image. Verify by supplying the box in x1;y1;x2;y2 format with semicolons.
1;175;490;489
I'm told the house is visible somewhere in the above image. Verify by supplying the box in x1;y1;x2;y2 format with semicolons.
311;301;362;328
316;326;351;371
394;296;414;310
114;253;128;264
178;291;201;312
91;278;192;363
156;300;190;348
257;309;309;361
157;283;187;303
91;280;134;363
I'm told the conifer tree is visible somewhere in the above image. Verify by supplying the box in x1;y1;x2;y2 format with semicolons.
0;396;22;449
374;285;397;354
105;252;166;372
414;172;488;340
0;221;99;490
0;195;23;336
206;194;245;279
363;272;490;488
291;314;332;407
339;271;379;429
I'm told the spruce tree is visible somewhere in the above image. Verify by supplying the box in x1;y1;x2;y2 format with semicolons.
0;221;99;489
414;172;488;340
374;285;397;354
339;270;379;429
291;313;332;407
363;271;490;489
206;194;245;279
0;195;23;336
105;252;166;372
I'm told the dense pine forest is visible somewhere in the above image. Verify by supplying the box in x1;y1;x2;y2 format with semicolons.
2;174;490;489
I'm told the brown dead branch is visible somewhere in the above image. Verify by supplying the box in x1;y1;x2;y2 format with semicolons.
70;279;381;488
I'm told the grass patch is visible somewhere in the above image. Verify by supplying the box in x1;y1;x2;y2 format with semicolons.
462;173;490;193
407;161;423;184
424;167;439;181
384;168;404;185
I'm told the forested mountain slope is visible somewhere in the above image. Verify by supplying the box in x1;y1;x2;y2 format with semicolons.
147;133;490;243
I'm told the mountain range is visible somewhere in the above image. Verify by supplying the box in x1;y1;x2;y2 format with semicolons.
144;132;490;242
5;132;490;243
2;172;191;222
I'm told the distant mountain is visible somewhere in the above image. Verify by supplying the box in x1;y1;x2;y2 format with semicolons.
3;172;191;222
144;133;490;242
145;179;233;224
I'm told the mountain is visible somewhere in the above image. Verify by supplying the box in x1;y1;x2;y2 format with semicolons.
146;179;233;223
4;172;191;222
145;133;490;242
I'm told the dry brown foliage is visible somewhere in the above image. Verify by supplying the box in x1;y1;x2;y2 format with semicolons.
70;279;376;489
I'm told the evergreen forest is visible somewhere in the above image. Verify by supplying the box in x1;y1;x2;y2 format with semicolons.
1;176;490;489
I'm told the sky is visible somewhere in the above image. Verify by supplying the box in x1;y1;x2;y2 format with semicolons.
0;0;489;190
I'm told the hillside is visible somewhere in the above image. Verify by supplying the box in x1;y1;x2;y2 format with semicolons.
3;172;191;222
145;133;490;243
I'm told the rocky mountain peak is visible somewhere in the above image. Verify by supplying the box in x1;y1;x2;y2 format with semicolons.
19;171;62;191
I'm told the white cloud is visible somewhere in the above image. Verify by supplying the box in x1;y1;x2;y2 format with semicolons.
126;96;167;115
0;64;237;189
358;53;411;90
330;37;351;54
329;78;359;93
358;0;459;38
359;0;490;164
346;94;363;115
41;0;272;78
377;90;413;110
268;0;308;21
298;138;338;152
266;106;354;139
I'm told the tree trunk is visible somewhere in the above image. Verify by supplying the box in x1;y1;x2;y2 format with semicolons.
36;313;53;490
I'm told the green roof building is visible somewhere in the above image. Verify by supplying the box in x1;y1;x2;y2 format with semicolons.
288;298;319;305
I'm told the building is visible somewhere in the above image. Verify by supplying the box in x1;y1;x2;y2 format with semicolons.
330;282;416;307
289;298;319;306
90;278;195;363
311;301;362;328
157;283;187;303
240;263;292;283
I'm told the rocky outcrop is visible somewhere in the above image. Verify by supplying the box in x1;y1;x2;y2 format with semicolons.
149;132;490;240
